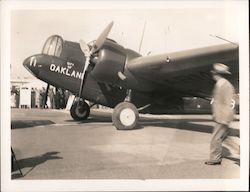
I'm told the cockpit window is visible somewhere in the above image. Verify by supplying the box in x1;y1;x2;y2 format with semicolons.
42;35;63;57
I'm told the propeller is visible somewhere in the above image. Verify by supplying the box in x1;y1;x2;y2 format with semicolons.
78;21;114;100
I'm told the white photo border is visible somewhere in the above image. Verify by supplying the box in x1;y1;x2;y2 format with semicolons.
1;0;249;191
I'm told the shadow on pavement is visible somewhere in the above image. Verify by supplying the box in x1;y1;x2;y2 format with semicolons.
141;120;239;137
222;146;240;166
12;151;62;179
67;113;239;137
11;120;55;129
64;114;112;123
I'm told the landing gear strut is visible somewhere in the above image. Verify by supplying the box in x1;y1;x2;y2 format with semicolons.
70;98;90;121
112;89;139;130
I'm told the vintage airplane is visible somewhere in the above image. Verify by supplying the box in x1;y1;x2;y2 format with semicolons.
23;22;239;130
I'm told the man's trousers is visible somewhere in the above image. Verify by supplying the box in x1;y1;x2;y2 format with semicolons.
210;123;229;161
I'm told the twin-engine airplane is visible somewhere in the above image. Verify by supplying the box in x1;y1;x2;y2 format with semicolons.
23;22;239;130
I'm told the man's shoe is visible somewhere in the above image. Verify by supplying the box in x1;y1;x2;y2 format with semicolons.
205;160;221;165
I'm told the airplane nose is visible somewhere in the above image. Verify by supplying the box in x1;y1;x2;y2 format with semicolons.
23;56;39;76
23;57;30;68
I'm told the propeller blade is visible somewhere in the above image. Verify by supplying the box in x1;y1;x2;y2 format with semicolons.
79;39;91;99
78;40;90;99
79;39;90;56
90;21;113;54
78;57;90;98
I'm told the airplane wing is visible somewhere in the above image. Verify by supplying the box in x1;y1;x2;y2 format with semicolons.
127;43;239;98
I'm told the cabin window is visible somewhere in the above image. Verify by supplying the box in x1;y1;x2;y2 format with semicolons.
42;35;63;57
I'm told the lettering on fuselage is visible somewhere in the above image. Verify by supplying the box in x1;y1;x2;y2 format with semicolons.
49;64;83;79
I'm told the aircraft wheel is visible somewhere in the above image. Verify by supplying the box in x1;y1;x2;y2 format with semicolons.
70;100;90;121
112;102;139;130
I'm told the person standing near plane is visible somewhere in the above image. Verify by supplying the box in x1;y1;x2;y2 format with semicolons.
205;63;236;165
39;87;46;108
48;88;55;109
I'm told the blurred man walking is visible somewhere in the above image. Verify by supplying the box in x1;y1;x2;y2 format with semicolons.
205;63;236;165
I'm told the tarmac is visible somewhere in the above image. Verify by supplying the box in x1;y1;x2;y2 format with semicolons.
11;108;240;179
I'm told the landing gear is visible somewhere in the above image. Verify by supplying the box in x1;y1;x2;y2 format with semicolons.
112;102;139;130
70;99;90;121
112;89;139;130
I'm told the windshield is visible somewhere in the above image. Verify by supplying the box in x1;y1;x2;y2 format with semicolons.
42;35;63;57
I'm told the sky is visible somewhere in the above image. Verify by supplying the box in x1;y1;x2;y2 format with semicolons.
10;1;242;79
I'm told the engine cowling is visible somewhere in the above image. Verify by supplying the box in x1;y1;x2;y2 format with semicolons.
90;40;127;83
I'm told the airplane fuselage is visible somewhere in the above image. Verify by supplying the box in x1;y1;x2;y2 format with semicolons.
23;35;239;114
23;40;157;110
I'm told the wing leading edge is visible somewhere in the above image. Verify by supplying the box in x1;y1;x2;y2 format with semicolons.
127;43;239;97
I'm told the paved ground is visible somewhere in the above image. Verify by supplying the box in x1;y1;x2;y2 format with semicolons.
11;108;240;179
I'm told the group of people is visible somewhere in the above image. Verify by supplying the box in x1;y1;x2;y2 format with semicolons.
11;86;71;109
39;88;70;109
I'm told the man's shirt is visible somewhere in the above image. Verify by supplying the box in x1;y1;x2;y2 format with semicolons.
211;78;236;125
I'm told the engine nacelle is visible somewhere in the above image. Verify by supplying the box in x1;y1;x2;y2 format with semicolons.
90;40;127;84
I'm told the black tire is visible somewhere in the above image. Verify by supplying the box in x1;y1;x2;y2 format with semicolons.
112;102;139;130
70;100;90;121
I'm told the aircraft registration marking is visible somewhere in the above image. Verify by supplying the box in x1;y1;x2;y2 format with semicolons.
49;63;83;79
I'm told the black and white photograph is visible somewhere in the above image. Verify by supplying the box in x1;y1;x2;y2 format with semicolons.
1;0;249;191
